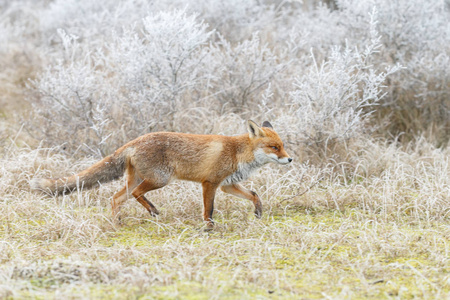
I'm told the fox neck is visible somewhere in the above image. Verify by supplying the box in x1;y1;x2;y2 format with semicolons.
221;148;268;186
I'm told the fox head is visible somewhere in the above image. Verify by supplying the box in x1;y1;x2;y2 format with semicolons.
247;120;292;165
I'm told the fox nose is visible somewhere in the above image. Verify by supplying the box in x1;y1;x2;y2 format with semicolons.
288;158;293;163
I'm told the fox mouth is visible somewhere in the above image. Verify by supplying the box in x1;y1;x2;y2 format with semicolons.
262;151;292;165
276;157;293;165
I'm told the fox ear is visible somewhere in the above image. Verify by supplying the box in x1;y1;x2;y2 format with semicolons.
262;121;273;129
247;120;265;138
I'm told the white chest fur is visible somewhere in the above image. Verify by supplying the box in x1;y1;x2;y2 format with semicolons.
221;149;269;186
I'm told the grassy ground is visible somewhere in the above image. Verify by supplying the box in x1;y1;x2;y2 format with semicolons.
0;145;449;299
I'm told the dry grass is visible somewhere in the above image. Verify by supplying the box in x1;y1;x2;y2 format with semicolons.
0;141;449;299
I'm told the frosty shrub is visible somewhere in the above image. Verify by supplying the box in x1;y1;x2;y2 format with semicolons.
261;0;449;147
210;33;286;115
374;0;450;146
106;10;216;132
29;41;113;157
282;12;400;162
336;0;450;146
0;2;46;112
29;10;216;157
185;0;278;43
38;0;155;47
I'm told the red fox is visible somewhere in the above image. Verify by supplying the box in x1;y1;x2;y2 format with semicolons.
31;120;292;229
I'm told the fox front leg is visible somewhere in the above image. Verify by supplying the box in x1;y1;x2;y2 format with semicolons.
220;183;263;218
202;181;219;230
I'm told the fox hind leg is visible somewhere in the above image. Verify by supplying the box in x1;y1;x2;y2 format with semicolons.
112;165;141;217
131;179;165;217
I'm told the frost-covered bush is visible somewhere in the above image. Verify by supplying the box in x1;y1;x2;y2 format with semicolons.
277;13;400;162
106;10;216;131
30;44;114;157
30;10;217;156
260;0;450;147
0;2;46;111
38;0;155;47
333;0;450;146
184;0;279;43
210;33;286;114
374;0;450;146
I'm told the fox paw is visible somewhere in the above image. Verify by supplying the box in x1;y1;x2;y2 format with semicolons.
203;221;214;232
149;209;160;217
254;207;263;219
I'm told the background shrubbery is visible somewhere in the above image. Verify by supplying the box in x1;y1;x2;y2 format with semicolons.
1;0;448;160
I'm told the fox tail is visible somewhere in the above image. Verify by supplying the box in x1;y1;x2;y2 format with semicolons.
31;152;127;195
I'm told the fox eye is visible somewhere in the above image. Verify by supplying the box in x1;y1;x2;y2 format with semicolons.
271;146;279;151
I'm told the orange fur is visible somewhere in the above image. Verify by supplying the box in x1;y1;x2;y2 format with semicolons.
31;120;292;229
